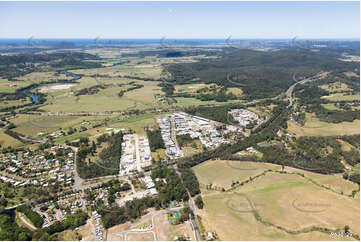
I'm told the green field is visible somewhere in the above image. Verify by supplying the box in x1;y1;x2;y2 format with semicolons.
10;114;99;137
322;93;360;102
321;103;343;111
55;132;91;144
319;83;352;93
0;130;24;148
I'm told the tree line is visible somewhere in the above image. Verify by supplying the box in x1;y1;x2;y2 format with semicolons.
146;129;165;152
76;132;123;179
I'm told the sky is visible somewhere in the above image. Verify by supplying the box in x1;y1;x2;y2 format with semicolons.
0;1;359;39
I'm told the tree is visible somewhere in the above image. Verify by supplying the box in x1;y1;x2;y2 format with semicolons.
195;196;204;209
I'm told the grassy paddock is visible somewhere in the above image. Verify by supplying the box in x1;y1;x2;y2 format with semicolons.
193;160;281;190
199;169;359;240
0;130;23;148
288;113;360;137
322;93;360;102
126;232;154;241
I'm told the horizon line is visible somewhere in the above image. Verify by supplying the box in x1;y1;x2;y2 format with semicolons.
0;37;359;40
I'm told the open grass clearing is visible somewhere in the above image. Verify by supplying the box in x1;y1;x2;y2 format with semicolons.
0;71;72;94
41;80;165;113
193;160;281;190
288;113;360;137
200;168;359;240
78;219;95;241
201;190;353;241
337;139;356;152
10;114;98;138
238;172;359;234
282;166;359;196
343;72;359;78
181;139;203;157
0;130;24;148
155;213;191;241
107;113;159;136
55;132;91;144
152;149;167;163
227;87;244;96
321;103;343;111
319;83;352;93
55;229;79;240
126;232;154;241
322;93;360;102
0;98;32;109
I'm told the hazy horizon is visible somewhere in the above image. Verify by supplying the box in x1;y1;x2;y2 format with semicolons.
0;1;359;39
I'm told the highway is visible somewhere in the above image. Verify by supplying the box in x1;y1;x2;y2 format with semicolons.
286;71;329;108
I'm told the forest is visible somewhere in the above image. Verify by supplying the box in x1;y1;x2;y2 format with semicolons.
0;52;100;79
99;196;161;229
16;204;44;228
146;129;165;152
165;49;359;99
179;168;201;196
76;132;123;178
295;83;359;123
151;167;189;204
0;210;31;241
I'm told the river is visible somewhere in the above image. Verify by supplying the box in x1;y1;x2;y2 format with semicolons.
23;70;81;105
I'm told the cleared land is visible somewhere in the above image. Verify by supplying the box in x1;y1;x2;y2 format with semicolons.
10;114;99;138
195;161;360;241
155;213;191;241
319;83;351;93
193;160;281;190
126;232;154;241
322;93;360;102
288;113;360;137
0;130;24;147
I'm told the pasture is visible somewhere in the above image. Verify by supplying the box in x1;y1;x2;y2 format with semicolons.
319;83;351;93
322;93;360;102
10;114;99;137
0;130;23;147
197;161;360;240
126;232;154;241
288;113;360;137
154;213;191;241
193;160;281;190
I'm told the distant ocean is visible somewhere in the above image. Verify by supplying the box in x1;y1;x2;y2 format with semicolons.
2;38;357;46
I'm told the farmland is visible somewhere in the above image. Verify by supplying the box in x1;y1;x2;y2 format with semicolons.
194;160;360;241
288;113;360;137
193;160;281;190
0;37;359;242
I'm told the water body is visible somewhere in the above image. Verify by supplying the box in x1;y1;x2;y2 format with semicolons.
23;70;81;105
59;70;81;81
25;90;39;104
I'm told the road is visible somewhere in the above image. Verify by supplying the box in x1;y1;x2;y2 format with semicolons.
107;206;185;241
286;72;329;108
5;203;25;210
170;116;182;158
134;134;142;172
174;168;202;241
18;212;38;231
